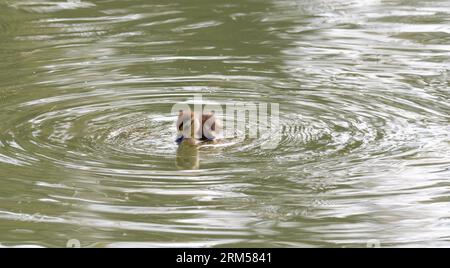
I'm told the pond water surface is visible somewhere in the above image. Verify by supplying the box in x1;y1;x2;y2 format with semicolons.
0;0;449;247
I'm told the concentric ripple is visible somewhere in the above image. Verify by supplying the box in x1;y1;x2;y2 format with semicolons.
1;0;450;247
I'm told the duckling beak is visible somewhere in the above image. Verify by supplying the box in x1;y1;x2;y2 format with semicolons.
175;135;184;144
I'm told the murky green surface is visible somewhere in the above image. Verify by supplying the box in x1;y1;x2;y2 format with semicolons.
1;0;449;247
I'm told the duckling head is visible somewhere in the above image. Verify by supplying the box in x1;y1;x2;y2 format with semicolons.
175;110;200;144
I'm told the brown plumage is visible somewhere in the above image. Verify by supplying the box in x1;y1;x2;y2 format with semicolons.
176;110;221;143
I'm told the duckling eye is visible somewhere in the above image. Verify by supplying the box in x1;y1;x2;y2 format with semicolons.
178;122;183;131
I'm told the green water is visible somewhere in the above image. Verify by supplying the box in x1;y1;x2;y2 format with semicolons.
1;0;449;247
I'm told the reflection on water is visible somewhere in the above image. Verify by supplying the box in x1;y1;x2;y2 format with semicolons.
0;0;449;247
176;141;199;170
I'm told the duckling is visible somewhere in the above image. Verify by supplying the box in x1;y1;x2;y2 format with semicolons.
175;110;221;144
